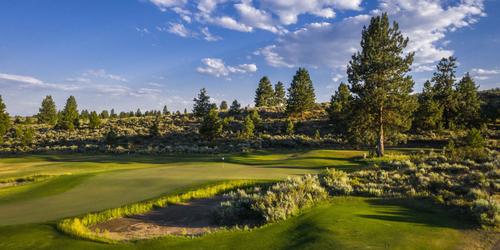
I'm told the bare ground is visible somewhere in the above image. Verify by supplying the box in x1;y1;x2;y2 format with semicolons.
91;196;228;240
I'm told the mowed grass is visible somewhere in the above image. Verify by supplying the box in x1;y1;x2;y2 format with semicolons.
0;150;364;225
0;197;476;250
0;149;483;249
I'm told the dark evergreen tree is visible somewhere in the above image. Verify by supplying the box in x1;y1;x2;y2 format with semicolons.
0;95;10;139
89;111;101;129
431;56;459;129
286;68;316;115
413;80;443;131
100;110;109;119
242;115;255;138
199;109;222;140
327;82;352;135
57;96;79;130
347;13;417;156
274;81;286;107
37;95;57;125
248;109;261;127
105;128;118;145
193;88;212;118
229;100;241;115
135;108;142;117
220;100;228;111
479;88;500;123
110;109;117;118
255;76;275;107
162;105;170;115
80;110;89;121
456;73;481;128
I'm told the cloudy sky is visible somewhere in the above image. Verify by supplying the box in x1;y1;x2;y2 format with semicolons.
0;0;499;115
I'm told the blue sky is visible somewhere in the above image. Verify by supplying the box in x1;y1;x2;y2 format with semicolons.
0;0;499;115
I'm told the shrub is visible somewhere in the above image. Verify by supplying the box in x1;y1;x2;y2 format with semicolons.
320;168;352;195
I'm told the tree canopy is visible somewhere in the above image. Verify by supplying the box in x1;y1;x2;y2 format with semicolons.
38;95;57;125
193;88;212;118
347;13;416;156
286;68;316;115
255;76;275;107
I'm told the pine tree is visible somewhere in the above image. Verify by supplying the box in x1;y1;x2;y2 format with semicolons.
220;100;228;111
37;95;57;125
199;109;222;140
254;76;274;107
274;81;286;107
249;109;261;127
286;68;316;115
327;82;352;135
0;95;10;139
432;56;459;129
193;88;212;118
100;110;109;119
456;73;481;128
110;109;117;119
413;81;443;131
135;108;142;117
242;115;255;138
57;96;79;130
229;100;241;115
162;105;170;116
346;13;417;156
88;111;101;129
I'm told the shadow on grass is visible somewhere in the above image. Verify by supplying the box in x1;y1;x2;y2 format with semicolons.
358;198;476;230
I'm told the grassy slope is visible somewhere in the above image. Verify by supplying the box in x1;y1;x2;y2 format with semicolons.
0;149;484;249
0;197;475;250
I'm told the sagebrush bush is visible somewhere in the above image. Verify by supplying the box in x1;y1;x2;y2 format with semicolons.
214;175;327;224
320;168;352;195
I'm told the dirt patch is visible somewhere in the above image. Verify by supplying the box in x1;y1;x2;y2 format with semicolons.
91;196;230;240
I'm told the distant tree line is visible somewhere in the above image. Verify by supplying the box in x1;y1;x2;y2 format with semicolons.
0;13;498;155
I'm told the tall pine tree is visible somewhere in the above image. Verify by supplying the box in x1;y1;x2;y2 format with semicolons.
413;80;443;131
347;13;416;156
456;73;481;128
57;96;79;130
327;83;352;135
431;56;459;129
274;81;286;107
254;76;274;107
193;88;212;118
286;68;316;115
229;100;241;115
37;95;57;125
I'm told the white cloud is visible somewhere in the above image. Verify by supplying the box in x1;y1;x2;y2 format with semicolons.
208;16;253;32
234;1;283;34
196;58;257;78
0;73;78;91
149;0;187;11
200;27;221;41
471;68;500;80
257;0;485;72
149;0;362;34
166;22;192;37
83;69;127;82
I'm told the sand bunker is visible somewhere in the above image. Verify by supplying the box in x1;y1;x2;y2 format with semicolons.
92;196;228;240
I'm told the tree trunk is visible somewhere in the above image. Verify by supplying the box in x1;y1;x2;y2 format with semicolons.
377;107;384;157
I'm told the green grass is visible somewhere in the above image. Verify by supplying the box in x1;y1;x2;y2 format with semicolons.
0;149;485;249
0;197;477;250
